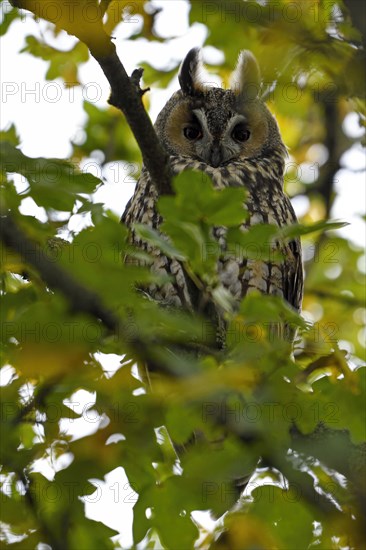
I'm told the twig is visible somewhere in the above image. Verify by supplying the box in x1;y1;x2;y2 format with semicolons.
306;288;365;307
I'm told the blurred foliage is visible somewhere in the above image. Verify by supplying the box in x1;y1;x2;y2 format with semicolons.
1;0;365;549
72;101;141;164
20;36;89;84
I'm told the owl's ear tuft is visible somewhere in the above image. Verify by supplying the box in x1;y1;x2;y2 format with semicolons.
230;50;261;100
178;48;205;96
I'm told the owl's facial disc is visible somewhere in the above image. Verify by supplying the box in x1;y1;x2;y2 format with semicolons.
162;88;279;166
186;109;254;167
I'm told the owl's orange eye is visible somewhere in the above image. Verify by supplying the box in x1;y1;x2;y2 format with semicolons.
232;125;250;142
183;126;202;140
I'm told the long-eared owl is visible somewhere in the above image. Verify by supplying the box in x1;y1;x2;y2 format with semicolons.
122;48;303;340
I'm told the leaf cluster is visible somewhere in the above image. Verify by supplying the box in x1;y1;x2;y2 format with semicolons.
1;1;365;548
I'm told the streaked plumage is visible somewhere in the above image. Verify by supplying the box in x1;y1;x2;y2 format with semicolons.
122;48;303;339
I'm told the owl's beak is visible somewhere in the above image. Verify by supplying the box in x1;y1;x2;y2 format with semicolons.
209;143;222;168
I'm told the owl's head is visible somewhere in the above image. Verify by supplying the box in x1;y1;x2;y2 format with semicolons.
155;48;286;167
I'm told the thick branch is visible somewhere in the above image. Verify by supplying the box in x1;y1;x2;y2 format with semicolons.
94;49;173;195
0;214;119;332
0;214;190;376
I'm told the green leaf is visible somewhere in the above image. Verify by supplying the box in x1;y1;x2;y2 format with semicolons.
73;101;140;163
159;170;247;226
0;141;101;211
240;293;306;327
57;216;157;309
133;223;186;261
0;5;18;35
0;124;20;146
161;218;217;280
279;219;349;239
133;478;199;547
165;405;199;445
140;62;177;88
296;366;366;443
227;224;282;262
20;36;89;83
251;485;314;550
10;0;112;57
205;186;248;226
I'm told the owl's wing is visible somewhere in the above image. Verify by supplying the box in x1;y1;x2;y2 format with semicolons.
120;197;133;224
281;193;304;314
120;168;153;226
286;237;304;313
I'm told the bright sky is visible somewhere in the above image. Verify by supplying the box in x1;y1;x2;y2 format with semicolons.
1;1;365;547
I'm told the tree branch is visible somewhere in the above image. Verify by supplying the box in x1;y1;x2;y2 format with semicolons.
94;49;173;195
9;0;173;196
0;214;120;332
0;213;193;376
306;288;364;308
